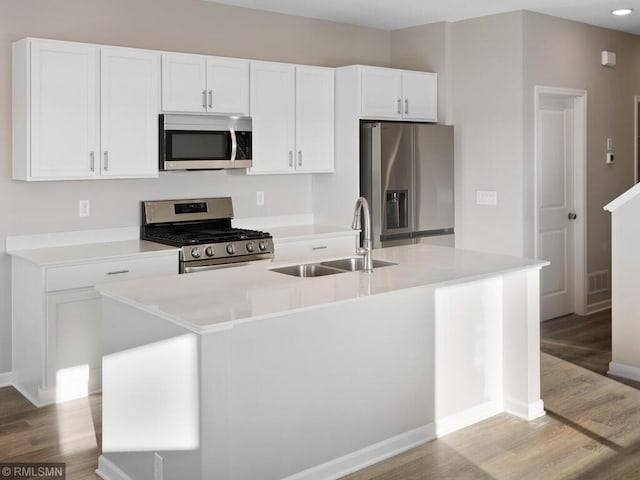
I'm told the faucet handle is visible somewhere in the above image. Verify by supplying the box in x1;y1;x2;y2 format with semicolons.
356;247;367;255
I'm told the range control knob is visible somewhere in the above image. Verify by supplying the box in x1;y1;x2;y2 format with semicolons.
205;246;215;257
246;241;256;253
226;244;236;255
191;247;202;259
258;241;269;252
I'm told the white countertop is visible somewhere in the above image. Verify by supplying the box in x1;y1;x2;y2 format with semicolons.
95;244;547;334
268;224;357;242
8;240;179;267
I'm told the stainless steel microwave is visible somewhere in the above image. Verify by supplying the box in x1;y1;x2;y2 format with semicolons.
159;114;252;170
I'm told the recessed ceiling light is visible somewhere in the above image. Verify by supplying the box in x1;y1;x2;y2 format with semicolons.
612;8;633;16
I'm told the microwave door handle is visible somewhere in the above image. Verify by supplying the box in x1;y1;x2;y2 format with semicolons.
230;129;238;162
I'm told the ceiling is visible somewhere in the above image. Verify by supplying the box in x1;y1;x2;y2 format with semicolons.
207;0;640;34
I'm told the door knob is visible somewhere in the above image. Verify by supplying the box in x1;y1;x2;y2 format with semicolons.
568;212;577;220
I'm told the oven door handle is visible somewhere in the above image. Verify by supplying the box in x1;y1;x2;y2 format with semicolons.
230;129;238;163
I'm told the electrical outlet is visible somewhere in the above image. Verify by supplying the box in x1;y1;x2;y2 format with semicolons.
476;190;497;206
256;191;265;206
79;200;90;217
154;453;163;480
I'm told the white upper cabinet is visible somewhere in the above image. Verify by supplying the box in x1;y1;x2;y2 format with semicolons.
295;66;335;173
360;66;437;122
360;67;402;120
16;39;100;180
161;54;206;113
12;38;160;181
161;53;249;115
249;62;296;174
100;47;160;178
249;62;334;175
401;70;437;121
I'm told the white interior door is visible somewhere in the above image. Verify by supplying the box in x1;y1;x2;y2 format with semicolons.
537;95;577;320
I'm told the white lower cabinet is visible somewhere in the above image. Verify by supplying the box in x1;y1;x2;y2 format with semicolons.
11;248;177;406
274;234;358;262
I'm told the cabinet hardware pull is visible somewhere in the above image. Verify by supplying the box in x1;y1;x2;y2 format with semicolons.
202;90;207;109
289;150;293;167
298;150;302;167
103;151;109;171
405;99;408;115
107;270;129;275
312;246;328;250
397;99;401;114
89;151;95;172
568;212;577;220
208;90;213;108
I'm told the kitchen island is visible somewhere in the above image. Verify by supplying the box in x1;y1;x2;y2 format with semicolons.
95;244;547;480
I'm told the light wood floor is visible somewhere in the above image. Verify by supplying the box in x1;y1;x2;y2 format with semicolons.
3;310;640;480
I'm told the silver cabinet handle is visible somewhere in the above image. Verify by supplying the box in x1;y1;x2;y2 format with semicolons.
107;270;129;275
89;151;95;172
397;99;401;114
298;150;302;167
405;99;409;115
202;90;207;109
568;212;577;220
289;150;293;167
312;246;328;250
208;90;213;108
103;151;109;171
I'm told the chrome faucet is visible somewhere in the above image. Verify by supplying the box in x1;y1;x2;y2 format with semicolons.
352;197;373;273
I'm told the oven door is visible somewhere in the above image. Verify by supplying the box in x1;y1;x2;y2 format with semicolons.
181;257;272;274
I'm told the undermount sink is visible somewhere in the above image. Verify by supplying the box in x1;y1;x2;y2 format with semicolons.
320;257;397;271
270;263;345;278
270;257;397;278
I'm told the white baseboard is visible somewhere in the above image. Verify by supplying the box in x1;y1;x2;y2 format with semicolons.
435;400;503;437
504;398;546;421
0;372;13;388
608;362;640;383
586;299;611;315
96;455;134;480
283;424;436;480
13;382;42;407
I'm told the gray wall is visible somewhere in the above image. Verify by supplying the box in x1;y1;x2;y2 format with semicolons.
449;12;525;257
522;11;640;305
390;10;640;309
0;0;391;374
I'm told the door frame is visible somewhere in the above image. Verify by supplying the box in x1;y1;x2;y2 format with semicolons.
634;95;640;183
534;86;587;316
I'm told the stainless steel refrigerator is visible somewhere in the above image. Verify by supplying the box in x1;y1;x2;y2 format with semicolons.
360;122;454;248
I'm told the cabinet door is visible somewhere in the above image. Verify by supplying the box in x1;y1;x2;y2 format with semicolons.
295;66;334;173
101;48;160;178
46;289;102;403
30;40;100;179
249;62;295;174
402;71;437;122
206;57;249;115
360;67;402;120
161;53;206;113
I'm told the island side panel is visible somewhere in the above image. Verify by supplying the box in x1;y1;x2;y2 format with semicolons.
201;287;436;480
100;298;202;480
502;268;544;419
433;276;504;436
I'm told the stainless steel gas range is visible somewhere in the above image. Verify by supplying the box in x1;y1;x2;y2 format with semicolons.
141;197;274;273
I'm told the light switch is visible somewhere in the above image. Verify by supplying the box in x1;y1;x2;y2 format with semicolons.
476;190;497;206
256;191;264;206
